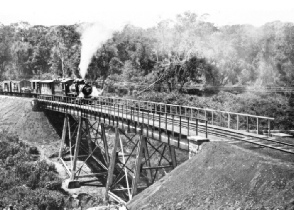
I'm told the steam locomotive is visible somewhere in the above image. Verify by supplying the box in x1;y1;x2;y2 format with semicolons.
68;79;105;99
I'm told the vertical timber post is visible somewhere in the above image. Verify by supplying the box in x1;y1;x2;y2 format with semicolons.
70;117;82;180
68;115;73;169
142;137;152;185
101;123;110;166
169;146;177;169
59;114;68;158
85;119;93;155
131;134;145;197
105;127;119;202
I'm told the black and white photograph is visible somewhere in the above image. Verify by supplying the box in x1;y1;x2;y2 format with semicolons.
0;0;294;209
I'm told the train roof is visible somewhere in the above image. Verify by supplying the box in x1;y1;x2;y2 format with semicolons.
61;78;74;83
39;80;54;83
31;79;74;83
11;80;30;83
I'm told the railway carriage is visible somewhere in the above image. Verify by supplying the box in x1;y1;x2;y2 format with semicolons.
3;80;12;92
31;80;41;94
11;80;31;93
39;80;54;95
0;81;3;92
53;80;63;96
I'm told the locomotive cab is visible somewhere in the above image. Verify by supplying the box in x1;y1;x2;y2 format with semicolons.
60;78;74;96
68;79;85;97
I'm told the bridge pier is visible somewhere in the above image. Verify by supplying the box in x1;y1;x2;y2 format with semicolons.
105;127;120;202
103;127;179;202
58;115;109;189
188;136;210;158
70;116;82;181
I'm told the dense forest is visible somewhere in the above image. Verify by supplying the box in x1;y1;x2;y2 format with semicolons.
1;11;294;90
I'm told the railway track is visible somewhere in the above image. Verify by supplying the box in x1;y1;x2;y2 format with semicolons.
37;96;294;155
119;106;294;155
197;124;294;154
163;114;294;154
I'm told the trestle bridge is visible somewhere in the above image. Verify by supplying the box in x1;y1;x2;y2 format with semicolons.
1;92;294;203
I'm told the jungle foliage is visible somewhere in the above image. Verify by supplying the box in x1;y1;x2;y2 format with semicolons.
1;12;294;90
0;132;64;210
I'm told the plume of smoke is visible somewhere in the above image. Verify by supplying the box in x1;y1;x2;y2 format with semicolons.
77;22;113;79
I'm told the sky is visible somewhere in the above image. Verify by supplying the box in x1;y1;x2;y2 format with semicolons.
1;0;294;28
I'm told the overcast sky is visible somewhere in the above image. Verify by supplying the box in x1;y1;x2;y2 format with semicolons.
1;0;294;28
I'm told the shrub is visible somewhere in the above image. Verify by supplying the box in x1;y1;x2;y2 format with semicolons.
0;134;65;209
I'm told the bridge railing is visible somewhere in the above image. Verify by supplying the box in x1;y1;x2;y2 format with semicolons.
91;96;274;135
37;94;273;136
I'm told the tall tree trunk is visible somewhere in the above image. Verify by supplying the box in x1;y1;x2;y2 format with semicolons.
61;57;64;78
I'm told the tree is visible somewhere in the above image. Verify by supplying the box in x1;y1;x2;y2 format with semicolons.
27;25;51;77
47;25;80;78
0;25;13;79
155;55;217;92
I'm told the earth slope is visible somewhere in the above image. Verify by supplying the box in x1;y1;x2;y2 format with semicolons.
127;141;294;210
0;95;60;155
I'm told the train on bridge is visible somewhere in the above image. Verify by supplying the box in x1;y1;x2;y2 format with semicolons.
0;78;105;99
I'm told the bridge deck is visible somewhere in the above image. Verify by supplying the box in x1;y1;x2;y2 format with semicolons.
38;98;205;151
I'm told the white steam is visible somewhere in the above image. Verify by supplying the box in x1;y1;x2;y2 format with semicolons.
77;22;113;79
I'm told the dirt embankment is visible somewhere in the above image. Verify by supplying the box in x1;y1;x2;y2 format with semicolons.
0;96;62;157
128;141;294;210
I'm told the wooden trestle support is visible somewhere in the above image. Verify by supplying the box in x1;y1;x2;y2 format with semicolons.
58;114;178;203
